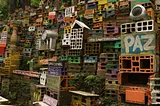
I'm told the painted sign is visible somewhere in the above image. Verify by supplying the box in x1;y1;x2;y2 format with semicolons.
121;32;155;54
13;70;40;78
46;75;60;92
88;36;120;42
39;56;57;65
43;94;58;106
48;62;63;67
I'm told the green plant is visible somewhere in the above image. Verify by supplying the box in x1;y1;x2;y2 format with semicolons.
84;75;104;93
33;63;44;71
8;76;31;106
19;57;29;71
31;0;40;7
99;97;118;106
74;73;89;91
0;0;8;20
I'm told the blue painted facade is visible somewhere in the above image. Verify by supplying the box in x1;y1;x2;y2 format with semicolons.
121;32;156;54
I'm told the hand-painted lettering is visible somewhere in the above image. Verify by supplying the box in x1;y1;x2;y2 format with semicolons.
124;35;134;53
123;33;155;53
133;36;143;52
141;35;155;51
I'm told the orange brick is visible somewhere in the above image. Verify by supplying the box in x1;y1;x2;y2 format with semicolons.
119;55;155;73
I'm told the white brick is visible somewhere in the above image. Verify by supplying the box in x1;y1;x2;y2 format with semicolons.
63;33;71;39
121;22;136;34
136;20;154;32
62;39;71;46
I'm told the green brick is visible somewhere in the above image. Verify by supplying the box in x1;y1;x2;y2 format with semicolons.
103;42;115;48
103;41;121;49
61;55;68;61
68;56;81;64
108;0;118;2
114;41;121;48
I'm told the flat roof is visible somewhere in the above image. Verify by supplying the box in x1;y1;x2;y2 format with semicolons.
69;91;99;97
40;68;48;71
33;102;49;106
35;84;46;88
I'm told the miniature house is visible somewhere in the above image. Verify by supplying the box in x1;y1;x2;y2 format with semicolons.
71;20;90;49
33;84;46;102
39;30;58;51
33;94;57;106
62;20;90;49
70;91;99;106
62;24;72;46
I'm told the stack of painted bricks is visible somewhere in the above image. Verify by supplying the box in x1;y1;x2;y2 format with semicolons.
47;61;76;106
84;0;122;99
61;5;81;74
95;0;121;99
148;77;160;105
147;0;160;105
118;0;159;105
5;0;160;105
0;29;8;69
61;1;101;75
83;0;102;76
48;15;79;104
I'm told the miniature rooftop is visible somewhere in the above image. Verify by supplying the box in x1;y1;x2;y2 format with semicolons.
33;101;50;106
69;91;99;97
0;96;8;103
71;20;90;29
35;84;46;88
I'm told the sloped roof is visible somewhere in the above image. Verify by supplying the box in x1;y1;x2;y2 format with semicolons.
71;20;90;29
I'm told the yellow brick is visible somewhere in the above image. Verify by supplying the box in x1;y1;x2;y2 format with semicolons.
93;16;103;23
106;3;115;11
98;0;107;5
157;14;160;23
98;4;107;11
64;24;72;34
